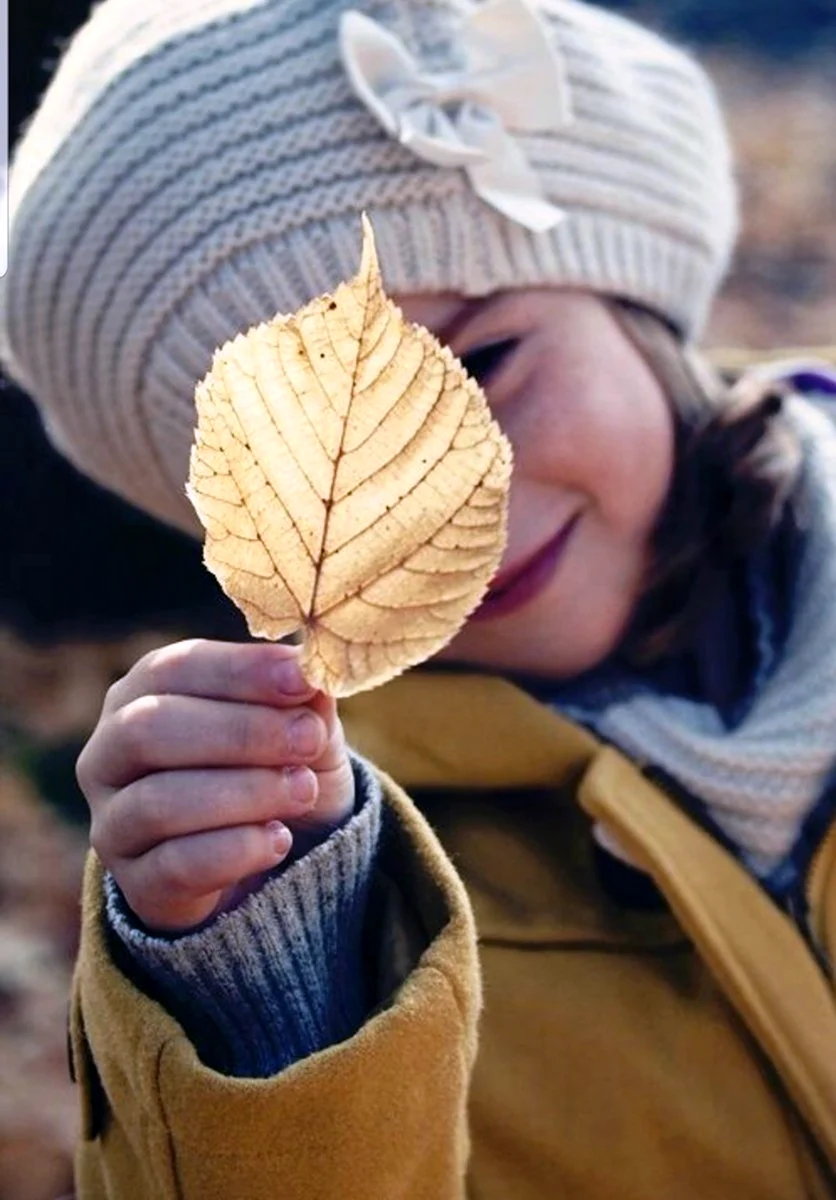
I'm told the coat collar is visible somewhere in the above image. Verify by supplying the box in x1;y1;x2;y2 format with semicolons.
341;669;599;792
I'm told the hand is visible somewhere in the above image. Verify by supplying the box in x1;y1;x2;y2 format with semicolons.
76;639;355;934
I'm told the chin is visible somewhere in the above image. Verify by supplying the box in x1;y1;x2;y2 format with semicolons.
435;634;592;680
437;610;625;680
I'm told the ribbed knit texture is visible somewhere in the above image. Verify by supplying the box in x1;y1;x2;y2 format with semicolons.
108;755;382;1078
0;0;736;531
560;394;836;876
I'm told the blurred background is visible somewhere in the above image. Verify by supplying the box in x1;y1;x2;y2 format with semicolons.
1;2;835;1196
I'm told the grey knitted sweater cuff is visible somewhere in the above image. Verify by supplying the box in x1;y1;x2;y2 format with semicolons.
106;754;383;1078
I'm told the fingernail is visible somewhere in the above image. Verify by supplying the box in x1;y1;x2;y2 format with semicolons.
273;657;309;696
290;712;323;757
286;766;316;807
266;820;292;859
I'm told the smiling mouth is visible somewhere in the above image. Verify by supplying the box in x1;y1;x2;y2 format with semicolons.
472;515;581;623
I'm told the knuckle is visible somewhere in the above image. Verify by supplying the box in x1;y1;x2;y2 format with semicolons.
116;698;162;770
330;715;347;751
102;676;127;714
127;776;167;840
153;841;195;895
76;727;115;798
219;646;249;694
228;705;267;760
75;741;95;795
235;824;266;866
135;649;167;696
140;640;199;692
88;813;108;860
107;643;173;707
144;637;217;696
242;769;272;808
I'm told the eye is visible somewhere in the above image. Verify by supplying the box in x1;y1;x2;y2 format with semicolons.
459;338;518;386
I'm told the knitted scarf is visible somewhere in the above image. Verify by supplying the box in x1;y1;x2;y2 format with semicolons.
552;384;836;886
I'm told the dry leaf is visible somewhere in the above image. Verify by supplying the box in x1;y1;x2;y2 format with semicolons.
187;216;512;696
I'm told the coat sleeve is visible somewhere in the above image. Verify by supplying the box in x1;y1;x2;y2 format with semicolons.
104;754;385;1079
69;767;482;1200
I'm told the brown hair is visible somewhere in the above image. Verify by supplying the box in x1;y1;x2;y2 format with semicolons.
612;301;803;666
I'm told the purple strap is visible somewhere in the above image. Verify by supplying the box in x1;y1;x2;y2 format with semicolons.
785;365;836;397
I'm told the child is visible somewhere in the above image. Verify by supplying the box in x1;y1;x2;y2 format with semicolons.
4;0;836;1196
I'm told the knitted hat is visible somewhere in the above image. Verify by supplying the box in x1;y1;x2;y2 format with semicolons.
0;0;737;532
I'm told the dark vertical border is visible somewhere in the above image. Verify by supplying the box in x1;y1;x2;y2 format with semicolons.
0;0;7;277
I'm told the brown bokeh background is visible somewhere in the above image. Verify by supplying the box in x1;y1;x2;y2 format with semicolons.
1;14;835;1198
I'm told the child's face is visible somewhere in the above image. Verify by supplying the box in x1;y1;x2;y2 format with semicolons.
397;288;675;679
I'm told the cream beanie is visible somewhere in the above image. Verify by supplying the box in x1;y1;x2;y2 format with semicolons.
0;0;737;532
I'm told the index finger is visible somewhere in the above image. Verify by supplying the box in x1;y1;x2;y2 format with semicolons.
105;639;317;713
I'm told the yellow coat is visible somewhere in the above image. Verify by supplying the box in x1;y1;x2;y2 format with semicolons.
69;672;836;1198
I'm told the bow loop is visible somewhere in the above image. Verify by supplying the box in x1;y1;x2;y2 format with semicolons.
339;0;573;232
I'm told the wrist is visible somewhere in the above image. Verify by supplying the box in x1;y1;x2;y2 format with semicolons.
105;753;383;1076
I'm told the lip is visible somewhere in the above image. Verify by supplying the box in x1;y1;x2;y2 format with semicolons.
472;514;581;623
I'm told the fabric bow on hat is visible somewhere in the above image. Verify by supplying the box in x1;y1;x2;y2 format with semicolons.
339;0;572;232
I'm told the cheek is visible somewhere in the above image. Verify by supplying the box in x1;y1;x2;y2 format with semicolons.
581;387;675;543
559;514;651;653
501;356;671;512
444;341;676;677
493;368;673;606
